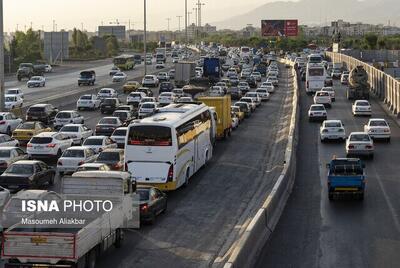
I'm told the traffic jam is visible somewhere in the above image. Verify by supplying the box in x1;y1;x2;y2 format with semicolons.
292;51;389;201
0;44;284;267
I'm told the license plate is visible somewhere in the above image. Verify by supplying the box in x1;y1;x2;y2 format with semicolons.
31;116;38;119
335;187;358;191
105;106;111;108
34;146;43;150
31;236;48;244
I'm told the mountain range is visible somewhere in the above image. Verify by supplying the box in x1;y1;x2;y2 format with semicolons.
214;0;400;30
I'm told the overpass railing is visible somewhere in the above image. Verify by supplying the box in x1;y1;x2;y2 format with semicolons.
326;52;400;115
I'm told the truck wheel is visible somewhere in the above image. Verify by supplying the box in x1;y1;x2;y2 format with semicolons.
86;249;96;268
328;192;334;201
114;229;124;248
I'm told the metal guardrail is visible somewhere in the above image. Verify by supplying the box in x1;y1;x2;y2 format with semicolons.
222;60;299;268
326;52;400;114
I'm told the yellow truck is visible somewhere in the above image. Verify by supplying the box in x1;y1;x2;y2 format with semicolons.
197;95;232;139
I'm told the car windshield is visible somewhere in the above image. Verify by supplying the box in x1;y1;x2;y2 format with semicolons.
6;164;33;175
370;121;387;127
103;99;116;104
317;92;329;96
114;112;127;119
311;106;325;111
5;97;16;102
325;122;341;127
357;102;369;106
84;138;103;145
256;90;267;93
99;90;110;94
137;189;149;201
18;122;35;129
97;152;120;161
30;137;52;144
99;118;118;125
113;129;126;136
6;90;18;94
0;150;11;158
62;149;84;158
56;112;72;119
115;73;124;76
31;77;41;81
350;134;370;142
60;126;79;132
80;95;92;100
28;107;45;112
141;103;155;109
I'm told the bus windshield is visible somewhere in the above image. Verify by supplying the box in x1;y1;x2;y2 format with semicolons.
128;125;172;146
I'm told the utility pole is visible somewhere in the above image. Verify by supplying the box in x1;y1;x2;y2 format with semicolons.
0;0;4;111
166;18;171;31
144;0;147;76
196;1;205;28
177;15;182;32
193;7;198;28
185;0;188;44
187;12;192;26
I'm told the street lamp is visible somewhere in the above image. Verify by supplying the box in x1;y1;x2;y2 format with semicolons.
144;0;147;76
0;0;4;111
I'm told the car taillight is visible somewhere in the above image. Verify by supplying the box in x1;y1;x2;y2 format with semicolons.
140;204;148;213
366;145;373;149
47;144;56;148
384;129;390;133
0;121;5;125
78;161;84;165
58;161;62;166
167;164;174;182
113;162;122;169
306;81;309;88
27;143;32;147
348;145;354;149
125;162;128;171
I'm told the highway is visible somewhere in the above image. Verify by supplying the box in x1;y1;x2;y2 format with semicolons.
256;79;400;267
6;58;171;108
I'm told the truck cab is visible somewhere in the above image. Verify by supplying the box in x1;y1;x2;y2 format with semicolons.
326;158;366;201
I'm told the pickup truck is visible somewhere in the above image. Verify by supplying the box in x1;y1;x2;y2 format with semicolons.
78;70;96;86
1;171;139;268
326;158;366;201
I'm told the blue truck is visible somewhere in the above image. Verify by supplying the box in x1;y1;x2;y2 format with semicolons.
326;158;366;201
203;57;221;83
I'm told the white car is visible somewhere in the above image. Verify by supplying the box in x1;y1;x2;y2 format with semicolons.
240;97;256;111
82;136;117;153
238;82;250;92
352;100;372;116
346;132;374;159
267;76;279;87
209;86;224;96
158;92;177;106
341;73;349;84
97;88;118;100
231;113;239;129
27;132;73;158
251;72;262;82
142;75;159;87
255;89;270;101
54;110;84;129
44;64;52;73
261;81;275;93
138;102;158;118
127;92;147;105
364;118;391;141
314;91;332;108
59;124;93;145
27;76;45;87
6;88;24;99
0;134;19;147
57;146;97;175
0;112;23;135
0;147;28;174
5;95;23;110
112;72;127;83
320;120;346;142
140;97;157;104
157;72;170;81
308;104;327;122
110;127;128;148
245;92;262;106
76;94;101;110
172;88;185;97
0;186;10;210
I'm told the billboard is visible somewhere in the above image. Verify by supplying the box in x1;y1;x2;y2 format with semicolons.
44;31;69;63
261;20;298;37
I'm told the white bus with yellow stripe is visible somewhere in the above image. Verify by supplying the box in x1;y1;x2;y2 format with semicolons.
125;103;215;191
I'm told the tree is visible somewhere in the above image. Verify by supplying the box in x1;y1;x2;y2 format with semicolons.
364;33;378;49
13;29;42;64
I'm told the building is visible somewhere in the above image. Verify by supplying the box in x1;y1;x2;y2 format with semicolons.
187;23;217;39
98;25;126;41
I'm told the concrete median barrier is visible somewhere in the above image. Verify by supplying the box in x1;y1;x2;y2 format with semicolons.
223;60;299;268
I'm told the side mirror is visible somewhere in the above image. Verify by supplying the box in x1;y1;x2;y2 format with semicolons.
326;163;331;169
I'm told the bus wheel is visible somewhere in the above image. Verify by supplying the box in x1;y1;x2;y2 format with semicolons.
183;169;190;187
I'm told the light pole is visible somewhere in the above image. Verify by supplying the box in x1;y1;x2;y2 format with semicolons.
185;0;188;44
0;0;4;111
166;18;171;32
177;15;182;42
143;0;147;76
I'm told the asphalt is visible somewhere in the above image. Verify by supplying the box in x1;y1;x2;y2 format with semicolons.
255;78;400;267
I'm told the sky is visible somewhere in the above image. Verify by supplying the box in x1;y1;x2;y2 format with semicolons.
4;0;292;32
